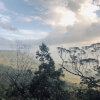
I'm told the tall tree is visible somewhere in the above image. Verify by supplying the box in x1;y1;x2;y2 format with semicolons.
29;43;69;100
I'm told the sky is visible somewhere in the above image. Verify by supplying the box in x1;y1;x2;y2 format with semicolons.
0;0;100;47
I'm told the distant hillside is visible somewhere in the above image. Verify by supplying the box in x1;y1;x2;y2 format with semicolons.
0;50;39;67
0;50;15;66
56;63;80;84
63;71;80;84
0;50;80;84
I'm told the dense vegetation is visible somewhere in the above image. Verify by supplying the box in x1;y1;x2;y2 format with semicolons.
0;43;100;100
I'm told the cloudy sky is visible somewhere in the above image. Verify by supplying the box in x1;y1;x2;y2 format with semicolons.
0;0;100;47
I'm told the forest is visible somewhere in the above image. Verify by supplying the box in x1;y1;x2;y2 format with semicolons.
0;43;100;100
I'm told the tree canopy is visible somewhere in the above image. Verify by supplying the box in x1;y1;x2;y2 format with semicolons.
29;43;69;100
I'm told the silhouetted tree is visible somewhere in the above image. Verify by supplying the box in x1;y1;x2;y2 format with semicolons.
58;43;100;100
58;43;100;88
29;43;69;100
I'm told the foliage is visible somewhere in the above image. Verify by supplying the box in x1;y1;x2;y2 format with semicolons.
80;76;100;89
29;43;69;100
58;43;100;100
1;43;100;100
58;43;100;77
77;89;100;100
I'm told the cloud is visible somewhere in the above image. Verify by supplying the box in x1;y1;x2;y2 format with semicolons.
41;6;77;27
25;0;78;26
93;0;100;5
0;1;18;31
0;14;17;31
0;14;11;23
18;29;48;40
0;1;7;11
16;16;42;22
25;0;99;26
42;21;100;45
2;29;48;40
24;0;100;45
0;23;17;31
17;17;32;22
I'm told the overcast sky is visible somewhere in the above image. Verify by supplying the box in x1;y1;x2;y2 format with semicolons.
0;0;100;46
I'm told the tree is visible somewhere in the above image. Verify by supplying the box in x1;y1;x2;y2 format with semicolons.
58;43;100;88
58;43;100;100
77;88;100;100
29;43;69;100
5;41;33;100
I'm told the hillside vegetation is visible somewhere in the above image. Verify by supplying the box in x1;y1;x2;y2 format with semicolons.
0;50;80;84
0;43;100;100
0;50;39;67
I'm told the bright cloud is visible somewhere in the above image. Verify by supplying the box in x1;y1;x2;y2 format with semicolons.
25;0;99;27
24;0;100;45
79;2;99;23
41;6;77;27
